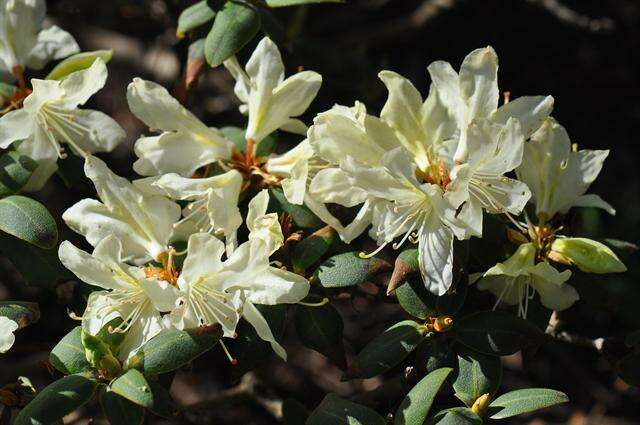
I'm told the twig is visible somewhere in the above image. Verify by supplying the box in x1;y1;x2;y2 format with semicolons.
526;0;615;32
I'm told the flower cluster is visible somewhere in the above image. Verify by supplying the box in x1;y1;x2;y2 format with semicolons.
0;0;625;362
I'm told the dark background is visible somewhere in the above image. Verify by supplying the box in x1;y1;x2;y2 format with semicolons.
1;0;639;423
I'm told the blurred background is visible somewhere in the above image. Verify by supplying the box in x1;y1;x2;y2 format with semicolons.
1;0;639;423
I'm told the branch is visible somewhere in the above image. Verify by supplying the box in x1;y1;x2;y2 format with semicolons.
526;0;615;32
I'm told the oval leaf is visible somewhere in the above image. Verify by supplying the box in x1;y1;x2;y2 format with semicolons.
415;336;456;375
45;50;114;80
394;367;453;425
109;369;153;408
307;393;386;425
454;311;543;356
177;0;217;37
204;1;261;67
427;407;482;425
452;344;502;407
292;226;337;273
128;325;222;375
14;374;97;425
49;326;92;375
269;188;322;229
100;389;145;425
294;302;345;368
0;151;37;197
0;195;58;249
488;388;568;419
315;251;392;289
344;320;425;380
0;301;39;328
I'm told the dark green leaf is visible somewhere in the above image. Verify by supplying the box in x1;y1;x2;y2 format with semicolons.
177;1;218;37
454;311;543;356
0;232;69;287
14;374;97;425
147;377;179;419
396;278;437;320
415;336;456;375
45;50;113;80
307;393;386;425
269;187;323;229
452;345;502;407
618;352;640;386
96;318;126;352
0;195;57;249
100;389;145;425
227;304;287;378
0;151;37;197
49;327;92;375
315;251;391;289
344;320;425;379
0;301;39;328
387;248;419;295
282;398;308;425
292;226;336;274
427;407;482;425
294;302;345;368
266;0;343;6
436;277;468;316
204;1;261;67
109;369;153;408
393;367;453;425
128;325;223;375
488;388;568;419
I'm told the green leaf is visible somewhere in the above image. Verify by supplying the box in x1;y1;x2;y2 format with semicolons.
282;397;308;425
388;248;420;294
292;226;337;274
0;232;69;287
96;318;126;352
344;320;425;380
45;50;114;80
488;388;568;419
307;393;386;425
14;374;97;425
204;1;261;67
618;352;640;386
269;187;323;229
227;304;287;378
220;126;278;157
0;195;57;249
454;311;543;356
393;367;453;425
49;327;92;375
452;345;502;407
315;251;391;289
109;369;153;408
266;0;344;6
128;325;223;375
294;302;345;368
395;278;437;320
177;0;218;37
0;82;17;99
147;377;179;419
99;388;145;425
0;151;37;197
414;336;456;375
0;301;39;328
550;237;626;273
427;407;482;425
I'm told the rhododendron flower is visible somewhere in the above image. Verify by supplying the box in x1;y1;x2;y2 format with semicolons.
0;316;18;354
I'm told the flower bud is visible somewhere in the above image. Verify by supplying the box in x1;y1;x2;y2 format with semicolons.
550;238;626;274
471;393;491;417
81;329;121;377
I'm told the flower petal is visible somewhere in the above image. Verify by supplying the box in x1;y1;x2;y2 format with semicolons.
26;25;79;69
242;301;287;360
59;58;107;108
0;317;19;354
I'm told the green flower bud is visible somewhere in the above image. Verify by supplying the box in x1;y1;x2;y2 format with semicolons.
81;329;121;377
550;238;626;274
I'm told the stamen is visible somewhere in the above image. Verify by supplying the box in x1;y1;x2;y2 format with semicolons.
220;341;238;365
299;297;329;307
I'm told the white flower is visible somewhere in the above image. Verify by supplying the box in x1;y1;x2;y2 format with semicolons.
170;232;309;360
134;170;243;252
127;78;234;177
0;316;19;353
308;101;473;296
63;155;182;264
0;59;124;190
516;117;614;221
446;118;531;235
476;243;578;317
0;0;78;74
59;236;180;360
246;189;283;255
223;36;322;145
426;46;553;162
